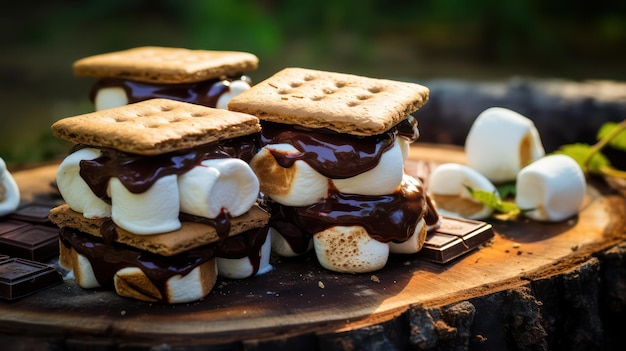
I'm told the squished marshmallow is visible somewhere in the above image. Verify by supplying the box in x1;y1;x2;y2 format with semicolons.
465;107;545;183
332;140;404;195
94;87;129;111
313;226;389;273
217;230;273;279
388;218;427;254
515;154;586;222
178;158;259;219
216;79;251;110
55;148;112;219
0;157;20;216
109;175;181;235
428;163;498;220
250;144;329;206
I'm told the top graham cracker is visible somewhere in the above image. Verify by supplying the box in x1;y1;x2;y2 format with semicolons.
73;46;259;84
51;99;261;155
227;67;429;136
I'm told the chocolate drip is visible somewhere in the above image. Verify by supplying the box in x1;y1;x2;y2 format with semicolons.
213;226;270;276
270;176;439;253
259;122;397;179
77;138;258;201
89;75;252;108
179;211;232;241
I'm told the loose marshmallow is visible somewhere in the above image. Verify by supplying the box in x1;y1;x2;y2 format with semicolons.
55;148;112;219
178;158;259;218
0;157;20;216
313;225;389;273
465;107;545;183
217;230;273;279
332;140;404;195
216;79;251;110
270;227;313;257
428;163;498;220
388;218;427;254
109;174;181;235
515;154;586;222
94;87;128;111
250;144;329;206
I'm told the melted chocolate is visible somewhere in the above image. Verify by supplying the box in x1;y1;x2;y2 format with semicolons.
259;118;418;179
89;75;253;108
269;176;439;254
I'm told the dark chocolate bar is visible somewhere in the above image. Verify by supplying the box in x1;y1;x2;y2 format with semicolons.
0;258;63;300
417;216;494;264
0;223;59;261
8;203;54;225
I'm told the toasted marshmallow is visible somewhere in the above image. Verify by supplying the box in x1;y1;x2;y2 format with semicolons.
397;137;411;163
0;157;20;216
55;148;112;219
515;154;586;222
217;231;273;279
270;227;313;257
465;107;545;183
250;144;329;206
388;218;427;254
178;158;259;219
109;174;181;234
332;140;404;195
216;79;251;110
313;226;389;273
94;87;128;111
428;163;498;220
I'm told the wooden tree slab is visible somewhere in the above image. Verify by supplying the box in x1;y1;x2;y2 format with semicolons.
1;143;624;350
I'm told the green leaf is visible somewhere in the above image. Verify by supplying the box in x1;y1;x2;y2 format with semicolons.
553;143;612;174
597;122;626;151
464;185;520;216
496;182;517;198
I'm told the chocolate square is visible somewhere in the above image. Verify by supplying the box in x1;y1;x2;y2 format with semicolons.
417;216;495;264
0;258;63;300
0;224;59;261
9;203;54;225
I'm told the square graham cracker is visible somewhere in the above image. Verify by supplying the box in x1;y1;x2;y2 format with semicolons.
51;99;261;155
73;46;259;84
227;67;429;136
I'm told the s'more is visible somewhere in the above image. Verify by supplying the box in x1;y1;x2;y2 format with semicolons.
228;67;441;273
49;99;271;303
73;46;259;111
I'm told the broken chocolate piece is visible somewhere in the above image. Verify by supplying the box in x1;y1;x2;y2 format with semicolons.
9;203;54;225
0;224;59;261
0;258;63;300
417;216;494;264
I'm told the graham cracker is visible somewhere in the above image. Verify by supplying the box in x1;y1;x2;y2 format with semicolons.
227;67;429;136
51;99;261;155
49;203;270;256
73;46;259;84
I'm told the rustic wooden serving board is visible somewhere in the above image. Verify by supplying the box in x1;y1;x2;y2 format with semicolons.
1;143;624;350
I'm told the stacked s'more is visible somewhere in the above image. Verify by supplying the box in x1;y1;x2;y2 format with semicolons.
49;99;271;303
73;46;258;111
228;68;441;273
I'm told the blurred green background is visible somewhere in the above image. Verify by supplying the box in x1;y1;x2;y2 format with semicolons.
1;0;625;167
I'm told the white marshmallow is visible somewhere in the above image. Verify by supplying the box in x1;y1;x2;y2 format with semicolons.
332;140;404;195
0;157;20;216
388;218;427;254
94;87;129;111
250;144;329;206
313;226;389;273
55;148;112;219
72;253;101;289
515;154;586;222
217;230;273;279
397;137;411;163
270;226;313;257
465;107;545;183
428;163;498;220
109;174;181;234
178;158;259;218
217;79;251;110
